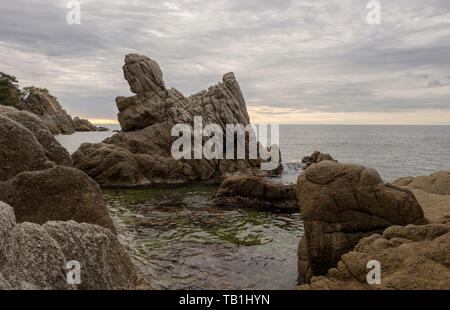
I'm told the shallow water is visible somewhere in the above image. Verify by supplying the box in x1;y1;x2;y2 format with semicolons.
56;124;450;289
103;185;303;290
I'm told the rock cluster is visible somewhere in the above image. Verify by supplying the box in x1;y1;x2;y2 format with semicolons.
0;202;148;290
296;161;426;284
0;111;147;289
0;113;115;232
18;88;107;134
73;54;278;188
301;151;336;169
0;106;72;166
213;176;298;212
298;223;450;290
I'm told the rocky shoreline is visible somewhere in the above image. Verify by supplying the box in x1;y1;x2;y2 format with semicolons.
0;55;448;290
0;110;148;289
0;74;108;135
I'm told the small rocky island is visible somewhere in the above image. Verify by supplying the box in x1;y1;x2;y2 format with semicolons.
73;54;279;188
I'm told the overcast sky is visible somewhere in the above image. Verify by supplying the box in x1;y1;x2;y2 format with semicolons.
1;0;449;124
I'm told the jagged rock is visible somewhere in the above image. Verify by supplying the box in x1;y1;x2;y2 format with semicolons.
213;176;298;211
0;202;148;290
21;89;75;134
0;107;72;166
298;223;450;290
301;151;336;169
296;161;427;284
18;88;107;135
0;166;117;234
73;54;279;187
0;115;53;181
394;171;450;224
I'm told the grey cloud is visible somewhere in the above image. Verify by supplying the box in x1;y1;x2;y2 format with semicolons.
0;0;449;120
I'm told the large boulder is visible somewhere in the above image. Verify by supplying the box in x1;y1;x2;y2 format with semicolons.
43;221;149;290
213;176;298;212
296;161;426;283
0;201;71;290
0;202;148;290
0;116;52;181
0;114;116;233
394;171;450;224
73;54;279;188
0;166;116;234
298;223;450;290
0;107;72;166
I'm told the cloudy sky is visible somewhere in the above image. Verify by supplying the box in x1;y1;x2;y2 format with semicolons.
1;0;449;124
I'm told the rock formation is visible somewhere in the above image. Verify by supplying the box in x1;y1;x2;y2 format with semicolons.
17;88;107;135
296;161;427;284
73;54;279;188
213;176;297;212
0;202;148;290
0;115;54;181
301;151;336;169
394;171;450;224
298;223;450;290
0;166;116;233
0;105;149;289
0;111;117;227
73;116;108;132
0;106;72;166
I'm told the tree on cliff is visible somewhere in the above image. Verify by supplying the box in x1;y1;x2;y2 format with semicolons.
0;72;21;108
21;86;52;100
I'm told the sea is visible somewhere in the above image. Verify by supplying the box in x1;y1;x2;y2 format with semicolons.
56;125;450;289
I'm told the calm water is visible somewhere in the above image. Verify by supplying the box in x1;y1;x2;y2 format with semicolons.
56;124;450;289
103;186;303;290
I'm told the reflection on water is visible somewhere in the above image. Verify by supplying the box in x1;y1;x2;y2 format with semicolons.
103;185;303;290
55;124;119;154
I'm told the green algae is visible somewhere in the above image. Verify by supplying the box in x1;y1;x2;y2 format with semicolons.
102;184;303;289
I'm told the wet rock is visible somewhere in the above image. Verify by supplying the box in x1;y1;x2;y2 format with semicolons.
0;166;117;234
298;223;450;290
296;161;427;283
301;151;336;169
73;54;279;187
213;176;298;212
